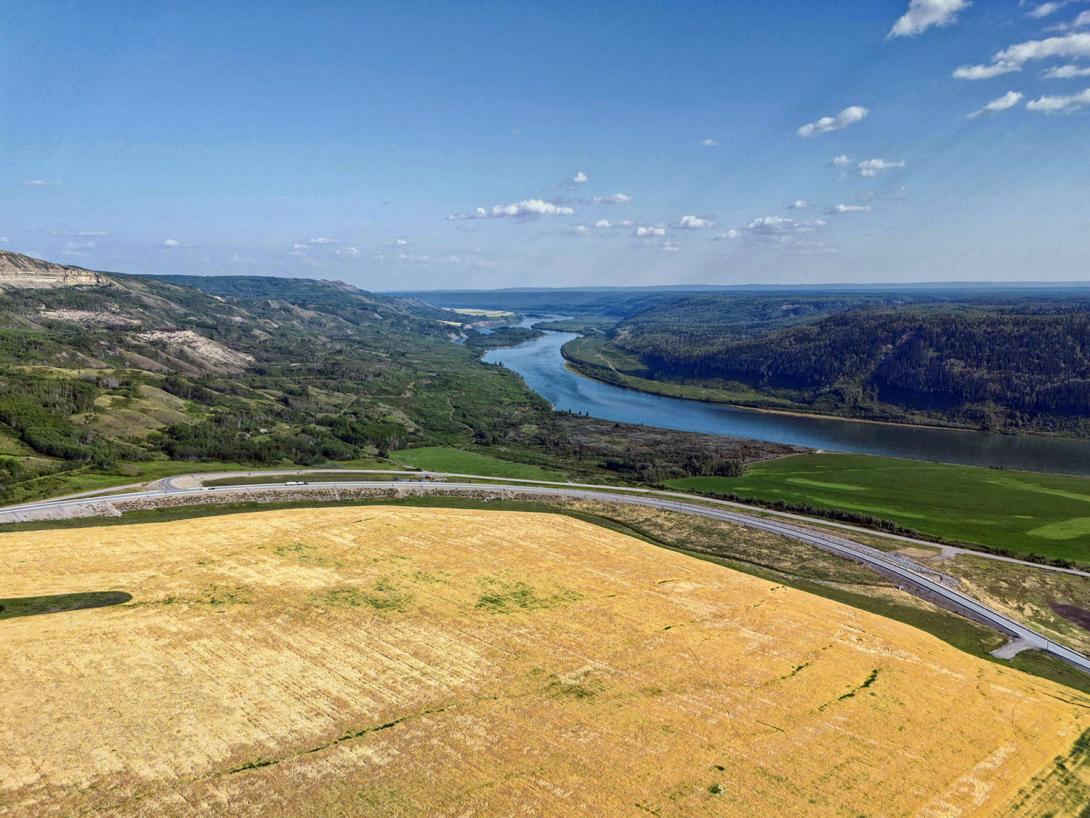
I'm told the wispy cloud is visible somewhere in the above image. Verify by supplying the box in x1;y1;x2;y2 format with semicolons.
1065;9;1090;28
832;154;854;168
1027;1;1067;18
797;106;869;137
589;218;634;229
858;158;906;176
829;204;872;214
700;137;718;147
1026;86;1090;111
592;193;633;204
447;199;576;219
676;215;716;229
710;216;827;246
889;0;971;38
633;225;667;237
23;179;61;187
336;246;361;257
712;229;743;241
954;32;1090;79
571;171;588;185
746;216;827;235
968;90;1024;117
162;238;180;247
1044;62;1090;76
788;200;809;210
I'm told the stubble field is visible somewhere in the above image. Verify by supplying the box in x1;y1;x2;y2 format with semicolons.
2;506;1089;817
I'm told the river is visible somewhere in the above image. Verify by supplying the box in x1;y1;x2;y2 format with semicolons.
482;320;1090;476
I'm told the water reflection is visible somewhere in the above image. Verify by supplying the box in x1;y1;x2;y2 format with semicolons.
484;323;1090;476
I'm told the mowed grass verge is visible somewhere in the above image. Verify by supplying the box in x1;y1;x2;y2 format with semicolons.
389;445;567;481
667;453;1090;564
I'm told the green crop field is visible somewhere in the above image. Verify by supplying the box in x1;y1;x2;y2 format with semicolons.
667;453;1090;565
389;445;568;481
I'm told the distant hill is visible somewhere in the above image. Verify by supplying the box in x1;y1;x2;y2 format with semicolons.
0;253;553;501
570;294;1090;436
0;250;109;288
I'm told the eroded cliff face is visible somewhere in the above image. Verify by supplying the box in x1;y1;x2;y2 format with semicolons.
0;250;109;288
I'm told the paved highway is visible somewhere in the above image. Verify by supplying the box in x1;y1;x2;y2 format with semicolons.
2;474;1088;672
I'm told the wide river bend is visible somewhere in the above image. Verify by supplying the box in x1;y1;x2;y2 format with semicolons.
482;322;1090;476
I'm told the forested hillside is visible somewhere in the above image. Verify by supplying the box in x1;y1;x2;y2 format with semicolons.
0;252;562;500
569;296;1090;436
0;252;790;503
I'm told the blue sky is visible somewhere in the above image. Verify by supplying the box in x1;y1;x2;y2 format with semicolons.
2;0;1089;289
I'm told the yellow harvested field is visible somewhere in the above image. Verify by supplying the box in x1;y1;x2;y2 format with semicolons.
2;507;1089;817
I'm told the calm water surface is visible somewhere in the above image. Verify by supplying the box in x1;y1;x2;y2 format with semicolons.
482;319;1090;476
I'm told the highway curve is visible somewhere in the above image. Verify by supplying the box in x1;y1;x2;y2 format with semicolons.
1;474;1088;673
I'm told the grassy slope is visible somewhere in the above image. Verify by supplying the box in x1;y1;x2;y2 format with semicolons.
667;453;1090;564
389;445;567;481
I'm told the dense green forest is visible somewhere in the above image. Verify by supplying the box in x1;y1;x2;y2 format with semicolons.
562;294;1090;435
0;252;791;503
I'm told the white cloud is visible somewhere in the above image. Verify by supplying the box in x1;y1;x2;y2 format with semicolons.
830;204;872;214
968;90;1024;117
588;218;634;230
23;179;61;187
1028;1;1064;18
677;215;716;229
1029;2;1090;23
1071;10;1090;27
1044;62;1090;76
376;250;497;269
797;106;869;137
572;171;588;184
658;240;681;253
162;239;180;247
336;246;361;257
76;230;107;237
710;216;828;246
858;158;906;176
306;236;338;244
634;225;667;237
745;216;828;235
832;154;854;167
593;193;633;204
955;32;1090;79
889;0;971;38
1026;86;1090;111
448;198;576;219
788;199;809;210
394;238;410;246
700;137;718;147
